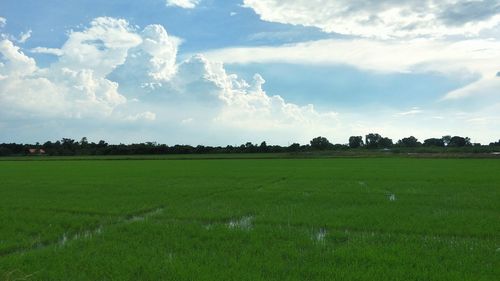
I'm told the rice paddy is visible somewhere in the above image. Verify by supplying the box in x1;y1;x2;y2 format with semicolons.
0;158;499;280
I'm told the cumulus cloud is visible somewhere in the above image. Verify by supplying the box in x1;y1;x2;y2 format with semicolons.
0;39;37;76
55;17;142;77
187;60;340;131
0;17;6;28
0;18;139;119
166;0;200;9
0;39;65;118
0;17;340;144
243;0;500;39
110;24;180;96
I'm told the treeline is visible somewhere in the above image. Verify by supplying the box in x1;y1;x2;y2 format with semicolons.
1;135;499;156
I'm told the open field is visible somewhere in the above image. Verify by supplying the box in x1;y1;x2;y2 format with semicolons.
0;158;499;280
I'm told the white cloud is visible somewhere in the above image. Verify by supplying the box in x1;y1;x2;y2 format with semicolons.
203;38;500;101
0;40;65;118
181;117;194;124
443;75;500;100
395;107;423;117
0;17;340;144
243;0;500;39
1;27;33;44
203;38;500;76
0;18;138;119
166;0;200;9
125;111;157;122
0;39;37;76
17;30;32;43
151;54;339;136
110;24;180;92
55;17;142;77
31;47;64;56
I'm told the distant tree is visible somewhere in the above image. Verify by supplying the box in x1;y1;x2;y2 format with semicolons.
259;141;268;152
365;133;391;149
80;137;88;146
489;140;500;146
42;141;54;154
79;137;89;152
288;143;301;152
379;137;393;148
332;144;349;150
442;135;452;147
97;140;108;148
61;138;75;147
0;147;12;156
397;136;420;147
348;136;364;148
61;138;77;155
448;136;471;147
365;133;382;149
310;136;332;150
423;138;445;147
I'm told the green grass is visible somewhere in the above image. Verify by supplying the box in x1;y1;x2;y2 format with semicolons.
0;158;499;280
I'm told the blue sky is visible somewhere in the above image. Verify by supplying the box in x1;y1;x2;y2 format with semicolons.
0;0;499;145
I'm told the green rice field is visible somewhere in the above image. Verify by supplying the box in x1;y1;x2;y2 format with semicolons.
0;158;499;280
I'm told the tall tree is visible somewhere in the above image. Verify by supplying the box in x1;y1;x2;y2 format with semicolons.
448;136;471;147
365;133;382;149
348;136;364;148
379;137;393;148
310;136;332;150
423;138;445;147
397;136;420;147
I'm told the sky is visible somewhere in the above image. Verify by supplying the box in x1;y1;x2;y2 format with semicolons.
0;0;499;145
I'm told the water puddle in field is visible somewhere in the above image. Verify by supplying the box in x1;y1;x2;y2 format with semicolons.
57;208;164;247
125;208;164;223
227;216;253;230
2;207;164;257
58;226;103;246
313;228;328;243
